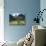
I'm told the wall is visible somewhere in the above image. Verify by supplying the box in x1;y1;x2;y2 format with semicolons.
4;0;40;42
0;0;4;42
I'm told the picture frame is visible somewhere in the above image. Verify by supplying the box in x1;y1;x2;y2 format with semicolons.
9;13;26;25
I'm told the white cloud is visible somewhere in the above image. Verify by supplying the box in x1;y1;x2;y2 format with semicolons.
12;13;20;16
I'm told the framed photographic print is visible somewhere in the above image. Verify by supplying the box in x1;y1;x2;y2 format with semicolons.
9;13;26;25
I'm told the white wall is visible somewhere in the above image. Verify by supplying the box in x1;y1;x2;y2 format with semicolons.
0;0;4;42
